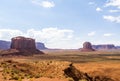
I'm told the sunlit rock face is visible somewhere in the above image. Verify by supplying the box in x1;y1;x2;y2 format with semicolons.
10;36;44;55
11;36;36;50
80;42;95;52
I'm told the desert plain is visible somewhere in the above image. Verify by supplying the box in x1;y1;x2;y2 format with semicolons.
0;49;120;81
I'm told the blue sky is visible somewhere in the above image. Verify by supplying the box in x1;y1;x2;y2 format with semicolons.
0;0;120;49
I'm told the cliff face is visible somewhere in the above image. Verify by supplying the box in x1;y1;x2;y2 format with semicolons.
11;36;36;50
10;36;44;55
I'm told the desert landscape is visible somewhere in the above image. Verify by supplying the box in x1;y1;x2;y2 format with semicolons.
0;49;120;81
0;36;120;81
0;0;120;81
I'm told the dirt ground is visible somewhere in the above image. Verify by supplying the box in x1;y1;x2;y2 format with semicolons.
0;50;120;81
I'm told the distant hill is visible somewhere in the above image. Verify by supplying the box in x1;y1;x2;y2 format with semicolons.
116;46;120;48
36;42;48;50
92;44;117;50
0;40;10;49
0;40;47;50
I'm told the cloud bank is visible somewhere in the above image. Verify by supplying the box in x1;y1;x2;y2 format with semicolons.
0;28;82;49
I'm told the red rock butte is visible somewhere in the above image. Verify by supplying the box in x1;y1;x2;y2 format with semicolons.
10;36;44;55
80;42;95;52
11;36;36;50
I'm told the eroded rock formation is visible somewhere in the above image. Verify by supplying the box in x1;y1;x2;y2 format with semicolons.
11;36;36;50
80;42;95;52
10;36;44;55
64;63;113;81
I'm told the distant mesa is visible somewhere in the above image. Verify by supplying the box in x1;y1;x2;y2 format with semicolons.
92;44;116;50
11;36;36;50
36;42;48;50
116;46;120;49
10;36;44;55
80;42;95;52
0;40;10;49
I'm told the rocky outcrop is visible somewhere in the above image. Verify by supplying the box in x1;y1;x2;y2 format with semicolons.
80;42;95;52
92;44;116;50
11;36;36;50
64;63;113;81
64;63;90;81
10;36;44;55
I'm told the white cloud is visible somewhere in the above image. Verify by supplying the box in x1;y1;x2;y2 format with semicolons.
103;33;113;37
88;31;96;36
27;27;74;41
103;15;120;23
32;0;55;8
100;0;120;24
40;1;55;8
105;0;120;8
88;2;95;5
0;28;82;49
96;7;103;12
0;29;23;41
109;9;120;12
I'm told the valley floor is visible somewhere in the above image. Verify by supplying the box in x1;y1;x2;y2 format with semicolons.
0;50;120;81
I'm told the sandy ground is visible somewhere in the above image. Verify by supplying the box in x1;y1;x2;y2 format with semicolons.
74;62;120;81
0;61;119;81
0;50;120;81
22;77;68;81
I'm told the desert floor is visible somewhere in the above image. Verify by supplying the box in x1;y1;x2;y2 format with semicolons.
0;49;120;81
